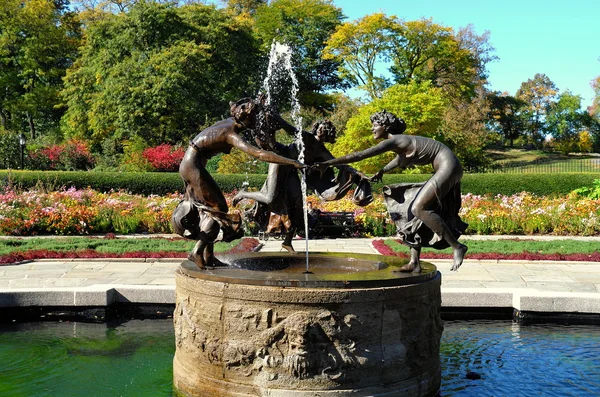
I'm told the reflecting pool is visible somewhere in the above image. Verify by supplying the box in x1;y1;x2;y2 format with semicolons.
1;319;598;396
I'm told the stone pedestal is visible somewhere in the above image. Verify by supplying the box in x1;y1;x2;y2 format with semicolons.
173;252;442;397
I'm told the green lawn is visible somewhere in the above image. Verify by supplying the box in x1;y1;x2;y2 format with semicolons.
384;238;600;256
485;148;600;173
1;236;597;258
0;236;246;256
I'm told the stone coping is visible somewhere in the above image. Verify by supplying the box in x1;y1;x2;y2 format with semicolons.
2;284;600;316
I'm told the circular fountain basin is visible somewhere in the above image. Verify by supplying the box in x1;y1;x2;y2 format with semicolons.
179;251;437;288
174;252;442;397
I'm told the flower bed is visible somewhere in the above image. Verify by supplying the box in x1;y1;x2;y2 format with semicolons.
0;187;598;237
460;192;600;236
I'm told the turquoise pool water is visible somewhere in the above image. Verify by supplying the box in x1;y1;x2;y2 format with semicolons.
1;319;598;396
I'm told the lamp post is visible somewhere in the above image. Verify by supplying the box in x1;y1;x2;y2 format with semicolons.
19;133;26;170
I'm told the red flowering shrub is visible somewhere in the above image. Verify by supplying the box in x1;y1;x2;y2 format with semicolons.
61;139;95;170
142;144;185;172
29;140;95;171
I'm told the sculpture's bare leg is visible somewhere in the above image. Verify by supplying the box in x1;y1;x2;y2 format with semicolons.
188;236;208;269
188;217;220;269
397;247;421;273
281;227;296;253
233;163;281;207
411;183;467;271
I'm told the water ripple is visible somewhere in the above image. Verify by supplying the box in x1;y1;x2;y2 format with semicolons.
441;320;600;396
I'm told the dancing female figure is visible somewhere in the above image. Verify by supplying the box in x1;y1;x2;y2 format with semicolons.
316;110;467;272
172;98;305;268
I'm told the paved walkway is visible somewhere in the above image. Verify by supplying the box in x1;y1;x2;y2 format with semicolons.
1;236;600;315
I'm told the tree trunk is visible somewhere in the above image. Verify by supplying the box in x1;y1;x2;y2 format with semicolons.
26;112;36;139
0;110;6;130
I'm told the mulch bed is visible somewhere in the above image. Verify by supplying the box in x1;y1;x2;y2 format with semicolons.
372;239;600;262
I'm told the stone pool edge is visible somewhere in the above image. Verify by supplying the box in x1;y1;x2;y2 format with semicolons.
2;285;600;315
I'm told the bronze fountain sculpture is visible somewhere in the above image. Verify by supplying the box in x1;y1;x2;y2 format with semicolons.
172;99;467;397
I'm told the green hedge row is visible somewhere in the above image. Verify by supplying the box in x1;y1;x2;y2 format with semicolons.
0;170;597;196
376;173;599;197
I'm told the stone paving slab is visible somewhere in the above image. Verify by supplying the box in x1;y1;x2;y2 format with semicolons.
0;237;599;315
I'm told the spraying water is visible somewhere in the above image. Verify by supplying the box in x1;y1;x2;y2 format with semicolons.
262;42;311;272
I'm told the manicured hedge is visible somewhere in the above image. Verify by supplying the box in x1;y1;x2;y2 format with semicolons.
0;170;265;195
372;173;600;196
0;170;597;196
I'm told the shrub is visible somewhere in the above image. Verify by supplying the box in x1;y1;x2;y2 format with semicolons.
0;171;597;197
28;139;95;171
120;136;153;172
142;144;185;172
571;178;600;199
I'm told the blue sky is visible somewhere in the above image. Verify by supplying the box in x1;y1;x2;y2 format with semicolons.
332;0;599;109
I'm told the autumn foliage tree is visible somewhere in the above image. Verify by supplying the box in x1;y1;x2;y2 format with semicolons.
516;73;558;147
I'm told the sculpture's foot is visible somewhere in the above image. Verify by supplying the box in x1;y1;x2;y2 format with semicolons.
395;262;422;273
451;244;468;271
281;243;295;253
187;254;205;270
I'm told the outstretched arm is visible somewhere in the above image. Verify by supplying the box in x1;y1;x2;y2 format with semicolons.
370;155;405;182
272;113;297;136
228;133;304;168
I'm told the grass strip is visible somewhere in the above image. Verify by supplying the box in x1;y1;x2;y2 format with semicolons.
0;236;259;264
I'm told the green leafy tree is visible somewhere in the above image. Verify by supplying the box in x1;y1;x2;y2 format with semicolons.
224;0;267;16
0;128;22;169
390;19;484;101
0;0;80;138
516;73;558;147
487;92;527;147
330;81;446;173
323;13;398;100
253;0;346;109
545;91;586;154
61;2;261;147
324;93;362;138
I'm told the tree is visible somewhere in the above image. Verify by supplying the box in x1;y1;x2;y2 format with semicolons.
330;81;446;173
438;88;491;170
324;93;362;138
487;92;527;147
591;75;600;119
516;73;558;147
545;91;586;154
61;2;261;147
224;0;266;16
390;18;480;100
0;0;80;138
253;0;346;109
323;13;399;100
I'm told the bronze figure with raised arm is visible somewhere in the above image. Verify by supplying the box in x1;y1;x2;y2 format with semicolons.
315;110;468;272
172;97;305;269
232;119;370;252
